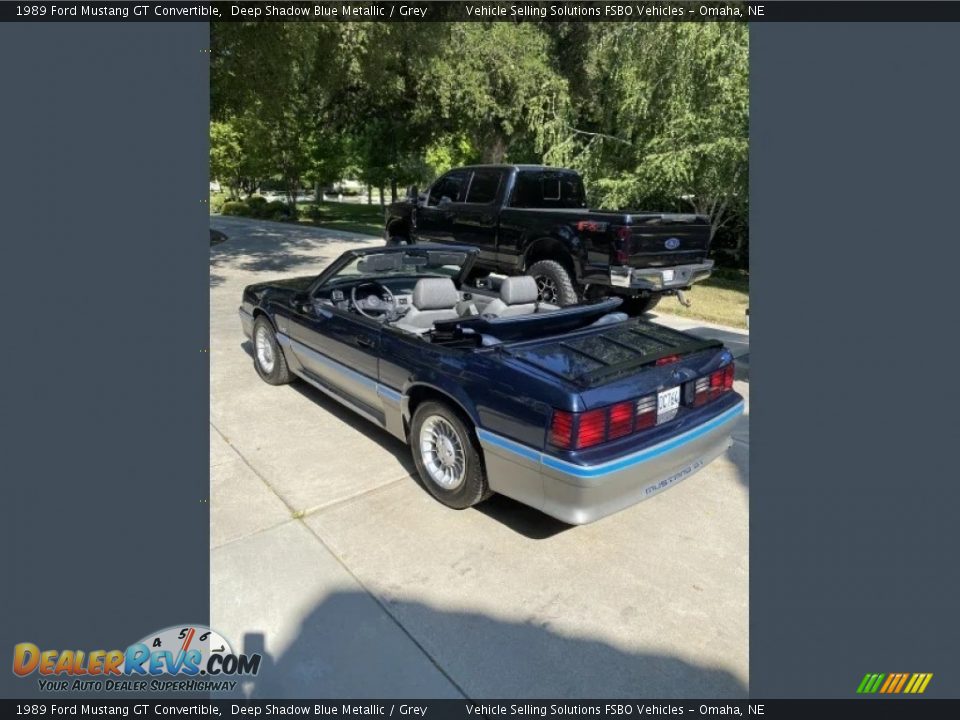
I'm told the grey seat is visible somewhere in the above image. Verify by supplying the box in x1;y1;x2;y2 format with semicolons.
484;276;558;317
393;277;461;334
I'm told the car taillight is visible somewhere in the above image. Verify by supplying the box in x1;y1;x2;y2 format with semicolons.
608;401;634;439
549;410;574;448
577;409;607;448
656;354;681;366
693;362;735;407
635;395;657;430
548;394;658;450
548;363;736;450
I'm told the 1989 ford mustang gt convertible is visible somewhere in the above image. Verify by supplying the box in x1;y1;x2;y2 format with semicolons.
239;244;743;524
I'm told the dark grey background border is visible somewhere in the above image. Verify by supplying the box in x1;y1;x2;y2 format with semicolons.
1;17;959;700
750;22;960;697
0;23;210;698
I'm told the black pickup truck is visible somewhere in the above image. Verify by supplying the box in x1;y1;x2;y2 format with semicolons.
384;165;714;313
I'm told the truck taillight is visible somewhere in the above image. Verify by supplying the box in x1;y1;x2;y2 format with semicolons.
692;362;735;407
614;226;631;264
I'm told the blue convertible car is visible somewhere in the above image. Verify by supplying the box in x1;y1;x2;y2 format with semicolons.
239;244;743;524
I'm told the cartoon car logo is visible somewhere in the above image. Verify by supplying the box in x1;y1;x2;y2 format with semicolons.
665;237;681;250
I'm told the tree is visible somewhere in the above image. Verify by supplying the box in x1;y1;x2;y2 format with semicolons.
424;23;570;163
552;24;749;259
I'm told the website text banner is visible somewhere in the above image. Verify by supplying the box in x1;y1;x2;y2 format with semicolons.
6;2;960;23
2;701;960;718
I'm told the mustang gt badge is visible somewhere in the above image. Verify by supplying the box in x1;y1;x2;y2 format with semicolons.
665;237;681;250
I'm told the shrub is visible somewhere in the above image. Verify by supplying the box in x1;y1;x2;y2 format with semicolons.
265;200;294;221
221;200;247;216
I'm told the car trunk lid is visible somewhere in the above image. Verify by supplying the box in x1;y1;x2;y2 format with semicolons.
502;319;723;391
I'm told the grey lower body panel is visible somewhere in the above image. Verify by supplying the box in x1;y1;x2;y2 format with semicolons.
477;402;743;525
610;260;715;292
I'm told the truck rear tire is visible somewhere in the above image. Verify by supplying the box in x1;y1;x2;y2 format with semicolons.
622;294;661;315
527;260;579;306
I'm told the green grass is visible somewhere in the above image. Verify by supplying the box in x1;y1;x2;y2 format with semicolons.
654;268;749;329
297;201;385;236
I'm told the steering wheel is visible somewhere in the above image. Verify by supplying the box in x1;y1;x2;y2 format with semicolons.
351;281;397;320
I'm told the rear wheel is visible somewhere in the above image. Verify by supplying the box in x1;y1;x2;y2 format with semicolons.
410;401;491;510
527;259;579;306
252;315;292;385
386;234;410;247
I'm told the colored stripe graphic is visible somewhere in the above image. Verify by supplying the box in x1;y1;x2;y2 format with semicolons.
858;672;933;694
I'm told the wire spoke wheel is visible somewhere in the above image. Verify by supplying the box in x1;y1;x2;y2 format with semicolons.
419;415;467;490
255;325;275;374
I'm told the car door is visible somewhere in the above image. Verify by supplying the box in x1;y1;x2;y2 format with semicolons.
283;301;383;417
415;170;469;244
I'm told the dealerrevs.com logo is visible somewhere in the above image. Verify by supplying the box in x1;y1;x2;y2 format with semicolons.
12;625;260;693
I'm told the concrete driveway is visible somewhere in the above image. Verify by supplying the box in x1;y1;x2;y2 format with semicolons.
209;215;750;698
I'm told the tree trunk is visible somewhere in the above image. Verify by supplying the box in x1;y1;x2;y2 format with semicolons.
390;178;398;204
379;184;385;209
482;130;508;164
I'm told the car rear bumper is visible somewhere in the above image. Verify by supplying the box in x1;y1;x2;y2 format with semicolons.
610;260;714;291
477;400;743;525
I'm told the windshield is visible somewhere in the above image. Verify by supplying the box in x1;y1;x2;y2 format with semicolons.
325;250;468;286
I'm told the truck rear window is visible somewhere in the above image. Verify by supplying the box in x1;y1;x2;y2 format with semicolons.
510;171;586;209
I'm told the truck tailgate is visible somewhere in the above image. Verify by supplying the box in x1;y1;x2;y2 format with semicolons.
503;320;722;389
622;214;711;267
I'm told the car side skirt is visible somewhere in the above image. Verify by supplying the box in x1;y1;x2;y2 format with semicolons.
274;332;407;442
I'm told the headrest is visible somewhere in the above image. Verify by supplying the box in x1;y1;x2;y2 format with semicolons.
500;275;539;305
412;277;460;311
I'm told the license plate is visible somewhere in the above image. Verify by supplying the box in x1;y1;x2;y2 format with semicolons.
657;386;680;424
662;269;675;283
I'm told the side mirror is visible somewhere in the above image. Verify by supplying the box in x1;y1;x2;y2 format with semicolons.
290;292;312;314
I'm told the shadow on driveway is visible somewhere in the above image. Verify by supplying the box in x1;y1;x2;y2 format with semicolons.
211;216;382;276
233;592;746;699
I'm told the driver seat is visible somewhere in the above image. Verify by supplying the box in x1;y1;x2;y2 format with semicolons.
393;278;461;334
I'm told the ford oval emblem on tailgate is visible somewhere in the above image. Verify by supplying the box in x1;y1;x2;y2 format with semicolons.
665;237;681;250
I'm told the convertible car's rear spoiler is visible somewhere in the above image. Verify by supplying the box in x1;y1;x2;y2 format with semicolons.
501;320;723;388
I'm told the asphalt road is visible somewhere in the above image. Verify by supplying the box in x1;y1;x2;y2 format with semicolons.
209;215;750;698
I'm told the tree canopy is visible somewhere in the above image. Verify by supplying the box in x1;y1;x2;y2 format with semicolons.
211;21;749;265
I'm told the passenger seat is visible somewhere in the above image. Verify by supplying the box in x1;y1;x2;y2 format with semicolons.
484;276;558;317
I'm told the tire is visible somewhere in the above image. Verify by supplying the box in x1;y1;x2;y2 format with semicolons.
386;235;410;247
252;315;293;385
410;401;492;510
527;259;579;306
621;294;661;316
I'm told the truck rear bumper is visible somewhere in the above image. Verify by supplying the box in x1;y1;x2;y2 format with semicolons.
477;400;743;525
610;260;714;291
